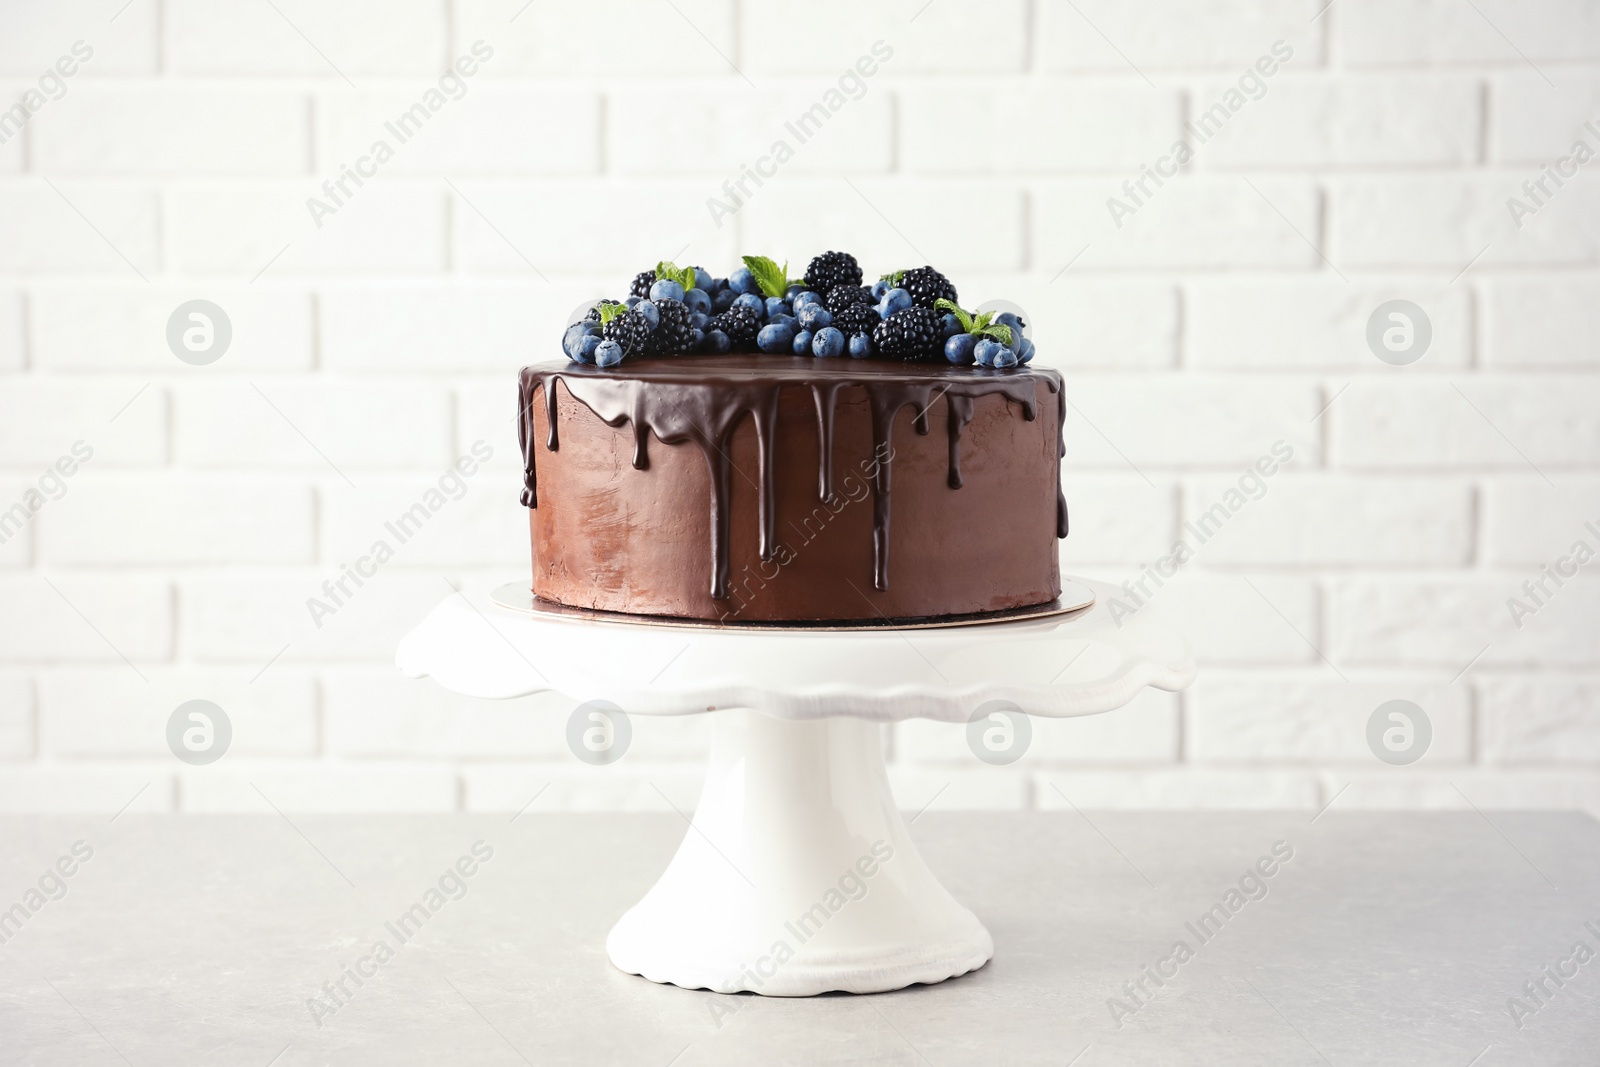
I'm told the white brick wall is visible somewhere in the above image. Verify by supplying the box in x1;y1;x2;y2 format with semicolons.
35;88;310;175
0;0;1596;814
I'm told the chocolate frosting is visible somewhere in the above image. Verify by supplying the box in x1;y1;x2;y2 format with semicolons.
519;356;1067;601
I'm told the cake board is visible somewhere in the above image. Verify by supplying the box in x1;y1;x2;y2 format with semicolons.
395;577;1195;996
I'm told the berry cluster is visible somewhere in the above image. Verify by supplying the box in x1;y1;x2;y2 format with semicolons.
562;253;1035;370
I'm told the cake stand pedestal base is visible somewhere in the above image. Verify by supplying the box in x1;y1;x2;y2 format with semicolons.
607;709;992;996
397;577;1197;997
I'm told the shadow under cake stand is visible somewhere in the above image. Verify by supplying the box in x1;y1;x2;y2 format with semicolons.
395;578;1194;997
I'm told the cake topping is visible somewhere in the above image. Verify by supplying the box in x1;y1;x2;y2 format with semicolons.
628;269;657;299
599;304;652;359
936;299;1029;367
896;265;959;309
741;254;802;298
644;298;695;355
710;303;761;347
562;251;1033;369
831;302;879;343
824;284;874;314
803;250;864;294
872;306;943;362
811;327;846;359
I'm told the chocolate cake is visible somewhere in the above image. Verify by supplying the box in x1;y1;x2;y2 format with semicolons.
522;251;1069;623
517;356;1068;623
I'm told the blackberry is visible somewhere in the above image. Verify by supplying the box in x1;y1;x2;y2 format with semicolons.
647;299;694;355
873;306;943;362
804;251;862;295
629;270;657;299
900;266;958;310
824;284;873;314
711;304;761;347
602;309;653;357
832;303;879;341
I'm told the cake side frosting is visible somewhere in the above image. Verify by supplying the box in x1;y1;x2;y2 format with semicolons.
519;356;1067;607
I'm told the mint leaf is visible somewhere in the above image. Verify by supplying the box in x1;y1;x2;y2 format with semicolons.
972;311;994;332
654;261;696;292
976;323;1013;346
742;255;792;298
596;301;628;326
934;298;973;334
880;269;905;287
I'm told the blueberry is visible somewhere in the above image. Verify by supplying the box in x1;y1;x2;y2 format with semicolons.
689;310;710;330
765;296;790;319
562;323;590;359
785;283;805;300
684;288;712;315
995;312;1027;350
595;339;624;368
729;267;758;294
692;266;714;292
767;313;797;330
708;277;729;293
871;280;890;300
713;288;737;312
848;333;872;359
812;327;845;358
757;322;796;353
992;345;1018;368
881;288;912;315
578;334;603;362
703;328;731;354
944;334;978;365
649;279;685;303
794;290;822;309
1017;338;1035;364
733;293;766;319
939;313;963;337
634;300;660;329
797;303;832;330
974;339;1003;367
625;295;641;308
792;329;814;355
687;327;705;350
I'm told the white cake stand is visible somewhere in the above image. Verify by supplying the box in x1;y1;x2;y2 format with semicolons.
395;578;1194;997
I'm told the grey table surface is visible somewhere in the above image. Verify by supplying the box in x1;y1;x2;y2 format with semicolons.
1;812;1598;1066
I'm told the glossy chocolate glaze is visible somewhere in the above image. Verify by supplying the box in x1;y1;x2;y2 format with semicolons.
519;355;1067;603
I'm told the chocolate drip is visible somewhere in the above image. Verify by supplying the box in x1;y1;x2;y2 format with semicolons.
544;379;560;451
867;390;897;592
753;388;779;561
517;374;538;507
519;357;1065;601
946;395;974;490
811;383;842;505
704;428;733;598
864;383;949;590
1055;383;1069;538
631;392;651;470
